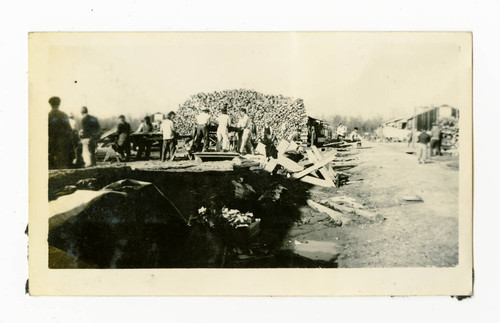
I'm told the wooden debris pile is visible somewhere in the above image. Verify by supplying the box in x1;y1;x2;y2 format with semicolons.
261;139;356;188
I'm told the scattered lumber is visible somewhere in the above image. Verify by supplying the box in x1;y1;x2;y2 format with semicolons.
306;200;350;225
304;149;334;187
293;150;337;179
325;199;382;221
276;155;304;172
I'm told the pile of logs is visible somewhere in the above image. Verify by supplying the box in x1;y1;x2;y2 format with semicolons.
174;89;308;140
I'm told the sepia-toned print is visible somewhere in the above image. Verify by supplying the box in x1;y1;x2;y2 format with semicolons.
29;32;473;295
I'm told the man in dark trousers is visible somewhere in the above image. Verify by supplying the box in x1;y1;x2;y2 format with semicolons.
260;121;277;159
115;115;131;162
416;130;431;164
161;111;177;161
135;116;154;160
430;123;442;156
79;106;101;167
48;96;73;169
194;108;211;152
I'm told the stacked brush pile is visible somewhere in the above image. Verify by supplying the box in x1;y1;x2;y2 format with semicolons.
175;89;308;140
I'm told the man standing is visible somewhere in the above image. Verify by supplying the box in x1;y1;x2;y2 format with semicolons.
115;115;131;162
260;121;277;159
79;106;101;167
48;96;73;169
217;104;231;152
135;116;154;160
430;123;442;156
416;130;431;164
337;122;347;140
239;108;254;155
161;111;176;161
194;108;211;152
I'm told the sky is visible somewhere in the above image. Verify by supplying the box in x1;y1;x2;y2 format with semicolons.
30;32;471;120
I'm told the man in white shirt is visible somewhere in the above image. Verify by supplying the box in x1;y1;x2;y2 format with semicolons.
161;111;176;161
337;122;347;139
217;104;231;152
349;127;360;141
238;108;254;154
194;108;211;152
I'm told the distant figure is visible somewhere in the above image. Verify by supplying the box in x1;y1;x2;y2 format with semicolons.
79;106;100;167
48;96;73;169
337;122;347;140
161;111;176;161
430;123;442;156
407;131;413;147
135;116;154;160
194;108;211;152
349;127;362;147
416;130;431;164
115;115;131;162
217;104;231;152
239;108;254;155
260;121;277;159
349;127;360;141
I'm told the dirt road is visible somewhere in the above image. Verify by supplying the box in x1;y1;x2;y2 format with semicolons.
287;142;459;268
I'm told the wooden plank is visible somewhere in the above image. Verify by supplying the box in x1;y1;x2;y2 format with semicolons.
312;146;336;174
288;140;299;152
305;149;334;186
276;140;290;154
306;200;350;224
276;155;304;172
255;143;266;155
300;175;333;187
263;158;278;173
292;150;337;179
326;200;380;221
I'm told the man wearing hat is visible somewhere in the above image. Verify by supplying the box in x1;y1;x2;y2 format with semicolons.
161;111;177;161
194;107;211;152
48;96;73;169
79;106;100;167
216;104;231;152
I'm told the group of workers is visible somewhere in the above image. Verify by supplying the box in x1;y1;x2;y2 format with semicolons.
187;103;278;159
49;98;282;169
48;96;101;169
336;122;361;142
414;123;443;164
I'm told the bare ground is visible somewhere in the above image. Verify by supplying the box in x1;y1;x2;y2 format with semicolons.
287;142;459;268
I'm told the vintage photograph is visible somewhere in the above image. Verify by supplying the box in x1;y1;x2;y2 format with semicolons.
29;32;472;295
